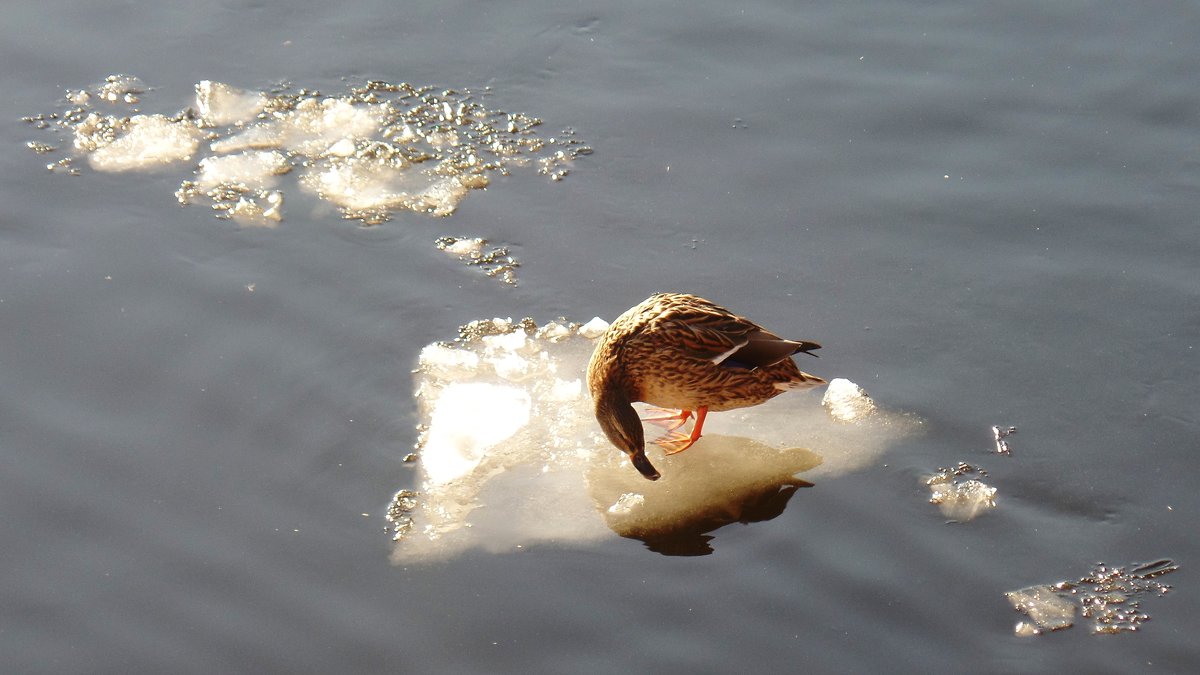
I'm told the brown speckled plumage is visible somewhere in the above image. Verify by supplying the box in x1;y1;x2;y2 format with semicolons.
587;292;826;480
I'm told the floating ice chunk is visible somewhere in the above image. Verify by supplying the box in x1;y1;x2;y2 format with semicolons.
607;492;645;516
821;378;877;421
72;112;123;153
280;97;384;156
195;150;291;191
412;176;469;217
87;115;200;172
927;478;997;521
66;89;91;106
195;81;267;126
299;157;469;217
578;317;609;339
224;191;284;228
442;237;484;258
97;74;145;104
426;130;459;148
492;352;533;381
1006;585;1076;635
538;322;571;343
300;157;411;210
926;463;996;521
323;138;357;158
482;330;529;353
422;382;531;485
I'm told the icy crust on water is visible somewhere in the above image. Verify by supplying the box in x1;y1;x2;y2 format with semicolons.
1007;559;1178;636
388;318;922;561
23;74;590;227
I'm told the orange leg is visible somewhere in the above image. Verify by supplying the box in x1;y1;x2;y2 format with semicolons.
655;406;709;455
641;408;694;432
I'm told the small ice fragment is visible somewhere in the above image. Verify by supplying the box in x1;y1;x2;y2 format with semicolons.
821;378;876;421
226;196;282;228
607;492;646;516
419;343;481;379
388;124;419;144
492;352;531;381
426;130;459;147
538;322;571;342
927;478;997;521
578;317;610;339
926;465;996;521
97;75;145;103
195;150;291;191
414;176;468;216
1013;621;1040;638
324;137;357;157
992;425;1016;455
87;115;200;172
261;190;284;221
1006;585;1076;634
443;237;484;258
482;330;528;353
195;81;267;126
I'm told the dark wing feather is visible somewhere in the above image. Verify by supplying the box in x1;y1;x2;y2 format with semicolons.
644;292;821;367
665;320;752;362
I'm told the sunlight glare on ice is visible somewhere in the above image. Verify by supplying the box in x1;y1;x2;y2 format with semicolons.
422;382;531;486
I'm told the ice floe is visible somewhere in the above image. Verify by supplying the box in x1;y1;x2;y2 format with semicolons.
388;317;922;561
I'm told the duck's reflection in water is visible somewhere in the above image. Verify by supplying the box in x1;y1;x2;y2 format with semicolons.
588;435;821;556
636;481;811;556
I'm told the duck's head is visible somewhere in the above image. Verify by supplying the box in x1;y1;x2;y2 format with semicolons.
593;387;660;481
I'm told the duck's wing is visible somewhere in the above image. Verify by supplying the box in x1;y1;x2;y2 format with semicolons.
667;317;820;369
644;293;821;368
729;329;820;368
649;308;751;362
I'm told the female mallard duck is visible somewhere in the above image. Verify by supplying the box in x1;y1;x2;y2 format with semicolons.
587;292;826;480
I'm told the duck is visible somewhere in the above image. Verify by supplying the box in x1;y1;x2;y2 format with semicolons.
586;292;826;480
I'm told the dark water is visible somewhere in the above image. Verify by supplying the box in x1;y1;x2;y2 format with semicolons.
4;0;1199;672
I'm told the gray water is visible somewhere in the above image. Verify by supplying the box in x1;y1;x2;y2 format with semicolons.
4;0;1199;672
